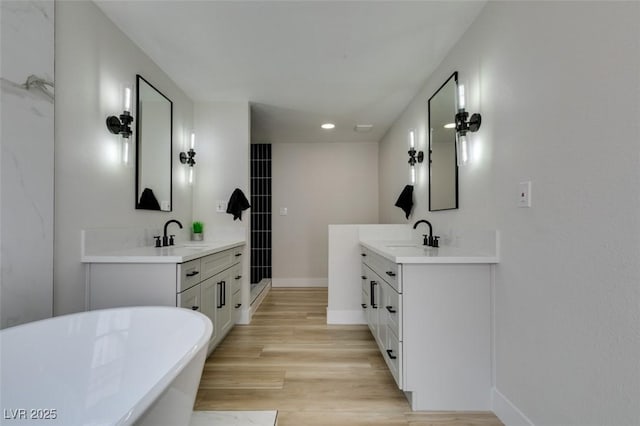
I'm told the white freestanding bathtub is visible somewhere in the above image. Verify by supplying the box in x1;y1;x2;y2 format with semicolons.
0;306;212;425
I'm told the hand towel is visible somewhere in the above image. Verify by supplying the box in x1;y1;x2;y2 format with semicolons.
394;185;414;219
226;188;251;220
138;187;161;210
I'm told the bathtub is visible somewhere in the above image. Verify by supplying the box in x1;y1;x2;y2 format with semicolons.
0;306;212;425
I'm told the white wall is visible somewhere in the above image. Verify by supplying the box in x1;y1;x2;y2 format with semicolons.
192;102;250;240
192;101;250;319
378;2;640;425
272;142;379;286
55;1;194;315
1;0;54;328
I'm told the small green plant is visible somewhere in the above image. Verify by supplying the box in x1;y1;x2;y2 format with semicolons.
192;221;204;234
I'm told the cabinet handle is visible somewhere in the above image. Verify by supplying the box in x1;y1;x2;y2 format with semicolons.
235;275;242;280
222;281;226;306
386;349;397;360
385;271;396;277
361;253;367;257
235;303;242;308
217;282;223;308
191;306;199;311
235;253;242;257
361;303;367;309
361;275;367;280
186;271;200;277
370;281;377;309
385;305;397;314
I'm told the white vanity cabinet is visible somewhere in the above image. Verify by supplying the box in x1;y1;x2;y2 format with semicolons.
85;243;244;355
360;245;491;411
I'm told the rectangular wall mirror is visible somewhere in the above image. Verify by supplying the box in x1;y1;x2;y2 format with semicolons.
136;74;173;211
428;71;458;211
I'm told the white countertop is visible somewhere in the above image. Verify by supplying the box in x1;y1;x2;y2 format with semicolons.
81;239;245;263
360;240;499;264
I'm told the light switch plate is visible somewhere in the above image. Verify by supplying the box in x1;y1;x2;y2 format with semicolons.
279;207;288;216
216;200;227;212
518;181;532;208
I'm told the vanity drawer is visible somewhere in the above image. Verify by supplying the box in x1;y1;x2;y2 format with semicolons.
232;246;244;262
361;263;370;299
231;263;243;295
201;249;236;280
232;290;242;310
177;282;201;311
383;326;403;389
361;246;401;292
177;259;201;292
381;280;402;340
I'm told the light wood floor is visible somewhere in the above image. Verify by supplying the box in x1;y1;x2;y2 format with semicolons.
195;288;503;426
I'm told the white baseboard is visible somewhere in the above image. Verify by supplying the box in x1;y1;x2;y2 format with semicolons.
326;309;366;325
492;387;534;426
271;278;327;287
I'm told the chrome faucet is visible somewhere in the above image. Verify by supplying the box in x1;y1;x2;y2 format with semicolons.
413;219;439;247
162;219;183;247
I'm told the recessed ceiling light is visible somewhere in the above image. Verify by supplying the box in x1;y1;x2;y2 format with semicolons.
444;123;456;129
321;123;335;130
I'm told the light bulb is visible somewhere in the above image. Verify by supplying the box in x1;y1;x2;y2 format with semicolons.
457;133;469;166
121;137;130;165
410;165;416;184
188;167;194;184
409;129;416;149
458;84;465;111
123;86;132;113
190;132;195;150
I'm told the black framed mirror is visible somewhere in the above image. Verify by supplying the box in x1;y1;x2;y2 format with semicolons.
135;75;173;211
428;71;458;211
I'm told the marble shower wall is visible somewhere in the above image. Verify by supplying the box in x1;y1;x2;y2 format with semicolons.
0;1;54;328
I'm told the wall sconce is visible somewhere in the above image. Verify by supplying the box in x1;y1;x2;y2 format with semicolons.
106;85;134;164
455;84;481;166
408;128;423;184
180;132;197;184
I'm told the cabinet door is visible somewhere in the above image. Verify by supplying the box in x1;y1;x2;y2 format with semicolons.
215;269;234;341
200;276;218;345
367;277;381;344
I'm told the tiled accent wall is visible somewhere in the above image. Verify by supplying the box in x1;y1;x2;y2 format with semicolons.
250;144;272;284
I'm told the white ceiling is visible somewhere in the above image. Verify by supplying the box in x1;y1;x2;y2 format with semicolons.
94;1;485;144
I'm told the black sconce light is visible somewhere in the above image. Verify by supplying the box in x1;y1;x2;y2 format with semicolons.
454;84;481;166
106;86;133;138
179;132;197;184
407;129;423;184
106;85;134;165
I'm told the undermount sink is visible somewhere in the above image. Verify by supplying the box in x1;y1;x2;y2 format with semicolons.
165;244;210;252
385;244;423;248
181;242;211;248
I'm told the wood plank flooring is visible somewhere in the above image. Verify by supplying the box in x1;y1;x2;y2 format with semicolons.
195;288;503;426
